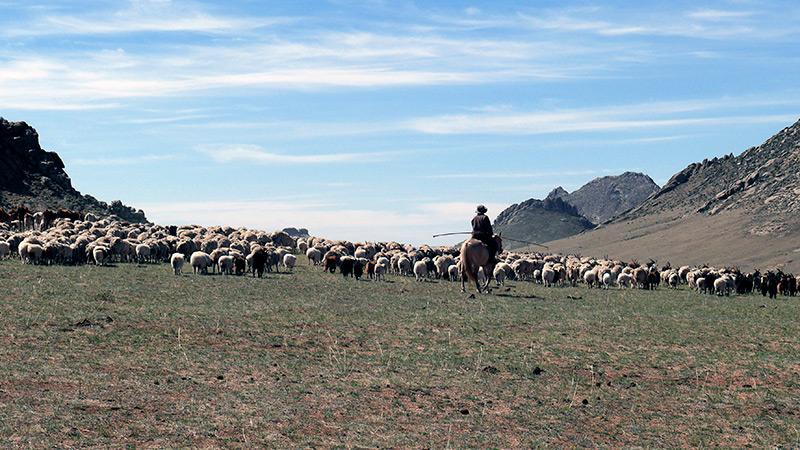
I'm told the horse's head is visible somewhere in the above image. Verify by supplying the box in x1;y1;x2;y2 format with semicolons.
493;234;503;253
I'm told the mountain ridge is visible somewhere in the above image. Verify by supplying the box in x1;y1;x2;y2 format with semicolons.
547;172;660;224
494;171;659;248
548;118;800;271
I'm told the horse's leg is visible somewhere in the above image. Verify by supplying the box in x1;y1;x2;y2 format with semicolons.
482;269;492;292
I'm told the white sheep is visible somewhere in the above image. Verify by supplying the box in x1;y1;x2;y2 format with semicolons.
190;251;213;275
377;257;390;274
533;269;542;283
18;242;30;264
413;260;428;282
135;243;151;264
617;272;633;289
493;264;506;286
306;248;322;266
448;264;460;282
27;243;44;264
583;270;597;288
696;277;707;293
93;246;108;266
218;255;235;275
678;265;691;283
714;276;730;296
283;254;297;272
542;268;555;287
170;253;185;275
602;272;614;289
668;273;679;289
275;248;289;267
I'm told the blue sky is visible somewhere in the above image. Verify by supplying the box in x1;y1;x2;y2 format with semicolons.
1;0;799;244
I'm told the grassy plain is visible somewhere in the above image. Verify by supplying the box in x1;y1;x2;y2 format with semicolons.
0;259;798;447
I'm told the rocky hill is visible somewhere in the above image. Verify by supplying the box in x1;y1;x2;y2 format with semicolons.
547;118;800;271
494;197;595;249
619;121;800;234
494;171;659;249
547;172;660;224
0;118;147;222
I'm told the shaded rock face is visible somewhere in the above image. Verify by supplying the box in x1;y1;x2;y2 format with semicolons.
547;172;660;224
0;118;147;223
620;118;800;236
494;171;659;248
0;120;69;192
282;227;310;239
494;197;595;249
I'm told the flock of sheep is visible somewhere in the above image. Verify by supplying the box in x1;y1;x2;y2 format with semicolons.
1;211;797;298
309;240;796;297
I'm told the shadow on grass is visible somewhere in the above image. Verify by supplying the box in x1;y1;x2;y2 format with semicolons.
494;292;546;300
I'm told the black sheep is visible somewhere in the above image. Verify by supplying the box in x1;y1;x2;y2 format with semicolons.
340;258;354;278
353;260;364;280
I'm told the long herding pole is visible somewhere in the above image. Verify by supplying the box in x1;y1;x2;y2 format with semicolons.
432;231;550;249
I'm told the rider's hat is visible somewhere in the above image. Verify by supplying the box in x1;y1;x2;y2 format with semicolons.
476;204;488;213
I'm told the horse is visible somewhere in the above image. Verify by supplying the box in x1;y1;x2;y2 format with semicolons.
459;235;503;293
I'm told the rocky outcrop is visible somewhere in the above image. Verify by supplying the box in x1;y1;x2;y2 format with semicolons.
547;118;800;272
494;197;595;249
548;172;660;224
0;118;147;222
282;227;310;239
620;118;800;236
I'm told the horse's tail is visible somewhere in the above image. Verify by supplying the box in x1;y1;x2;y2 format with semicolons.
460;241;477;283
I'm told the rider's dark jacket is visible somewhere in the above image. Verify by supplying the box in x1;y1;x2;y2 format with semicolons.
471;213;493;239
471;213;498;260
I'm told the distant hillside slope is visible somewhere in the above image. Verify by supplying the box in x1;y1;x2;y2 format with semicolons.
0;118;147;222
546;118;800;271
494;197;595;249
548;172;660;224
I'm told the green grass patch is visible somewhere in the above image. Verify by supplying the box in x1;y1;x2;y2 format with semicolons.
0;259;798;447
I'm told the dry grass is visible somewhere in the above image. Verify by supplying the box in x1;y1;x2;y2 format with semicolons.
0;258;798;447
546;209;800;273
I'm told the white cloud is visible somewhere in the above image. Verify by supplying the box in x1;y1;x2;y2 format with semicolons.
121;114;215;125
687;9;755;21
68;154;179;166
404;96;800;135
514;7;780;40
4;0;287;36
202;144;395;164
0;21;623;109
409;113;798;135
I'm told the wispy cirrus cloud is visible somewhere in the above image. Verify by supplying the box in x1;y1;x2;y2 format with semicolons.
202;144;394;164
5;1;789;112
409;113;798;135
0;31;609;109
687;9;755;21
405;95;800;135
3;0;289;37
68;154;179;166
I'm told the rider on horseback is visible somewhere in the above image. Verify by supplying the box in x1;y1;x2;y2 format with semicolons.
471;205;498;265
